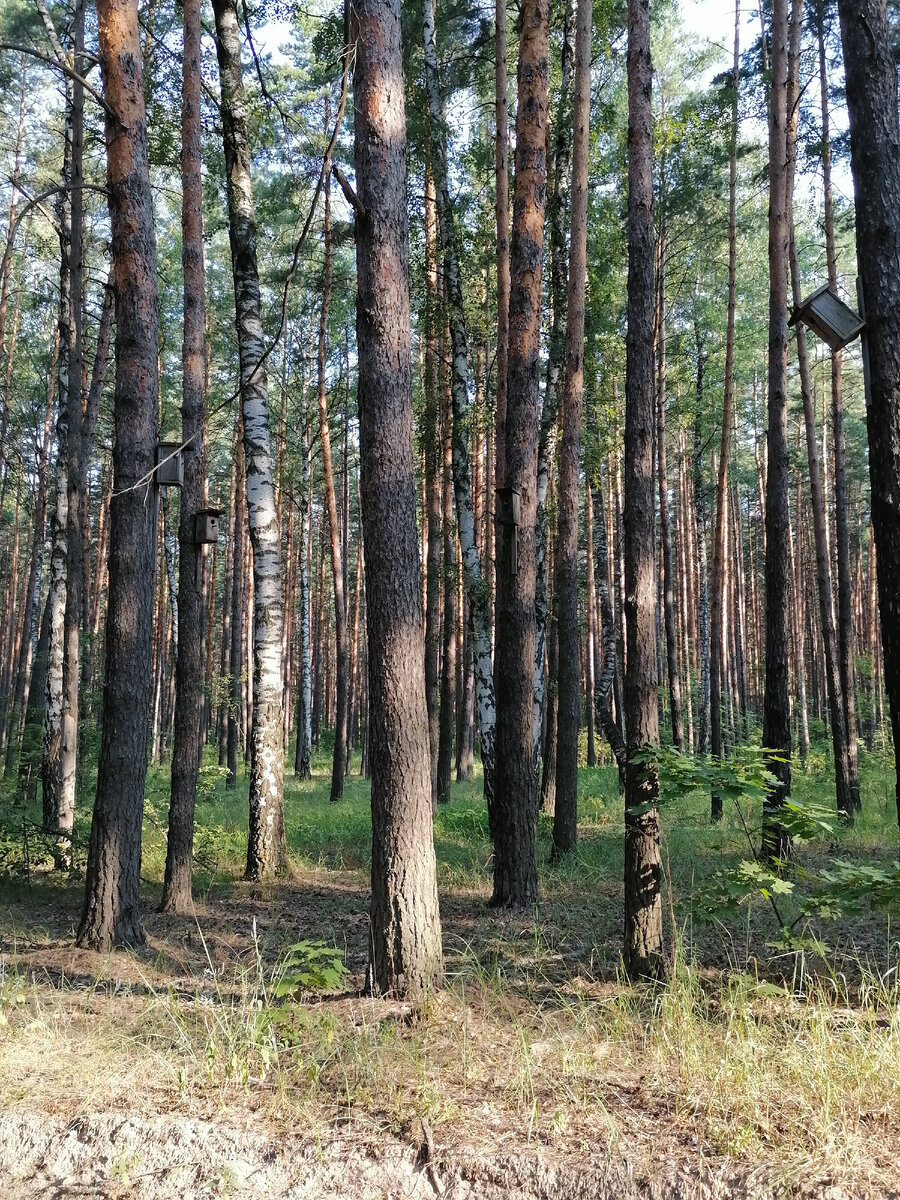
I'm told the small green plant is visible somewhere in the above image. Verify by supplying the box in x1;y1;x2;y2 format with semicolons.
273;940;349;998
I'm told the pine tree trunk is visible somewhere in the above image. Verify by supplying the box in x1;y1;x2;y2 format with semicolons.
353;0;442;998
693;345;711;757
212;0;285;876
553;0;591;858
423;167;441;802
77;0;160;949
761;0;793;861
162;0;207;912
492;0;550;908
623;0;663;978
294;416;313;779
656;224;683;755
437;372;457;805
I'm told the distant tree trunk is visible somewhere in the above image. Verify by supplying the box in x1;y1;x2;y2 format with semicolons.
4;335;56;776
353;0;442;998
591;476;627;786
315;164;348;803
656;223;683;755
553;0;591;859
585;486;597;766
423;0;496;824
213;0;285;877
710;0;740;818
534;0;576;757
77;0;160;950
58;0;87;870
227;436;245;788
761;0;793;862
43;97;73;836
437;371;457;805
693;340;710;756
494;0;510;493
492;0;550;908
294;417;313;779
623;0;663;978
423;167;441;803
162;0;207;913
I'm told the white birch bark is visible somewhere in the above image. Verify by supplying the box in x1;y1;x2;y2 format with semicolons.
213;0;285;877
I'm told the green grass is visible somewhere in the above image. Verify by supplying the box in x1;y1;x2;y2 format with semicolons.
3;737;900;1190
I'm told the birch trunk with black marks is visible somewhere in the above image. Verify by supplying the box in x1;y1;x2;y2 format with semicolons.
354;0;443;998
42;85;74;836
77;0;160;950
213;0;285;878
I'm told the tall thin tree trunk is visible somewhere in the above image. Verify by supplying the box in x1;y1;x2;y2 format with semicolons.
213;0;285;876
78;0;160;949
693;342;710;757
710;0;740;818
423;0;496;824
353;0;443;997
315;162;348;803
492;0;550;908
553;0;591;858
623;0;663;978
819;3;860;811
761;0;793;861
162;0;207;912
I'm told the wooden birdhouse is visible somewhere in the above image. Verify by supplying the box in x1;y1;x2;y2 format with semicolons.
155;441;184;487
496;487;522;577
194;508;222;545
496;487;521;528
789;285;865;353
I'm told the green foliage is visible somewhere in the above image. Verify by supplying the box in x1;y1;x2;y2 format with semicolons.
273;940;349;997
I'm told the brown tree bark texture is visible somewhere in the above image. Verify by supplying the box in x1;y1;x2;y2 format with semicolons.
78;0;160;950
353;0;443;998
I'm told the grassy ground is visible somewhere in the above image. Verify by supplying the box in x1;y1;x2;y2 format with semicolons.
2;740;900;1195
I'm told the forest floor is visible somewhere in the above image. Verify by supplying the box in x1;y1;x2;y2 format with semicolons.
1;743;900;1198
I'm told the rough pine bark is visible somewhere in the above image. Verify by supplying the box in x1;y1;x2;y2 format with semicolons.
213;0;285;877
831;0;900;819
553;0;591;859
761;0;793;861
77;0;160;950
161;0;207;913
623;0;663;978
422;167;441;803
294;418;313;779
353;0;443;998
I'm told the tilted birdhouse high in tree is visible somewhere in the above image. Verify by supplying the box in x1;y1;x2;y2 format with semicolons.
789;284;865;353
